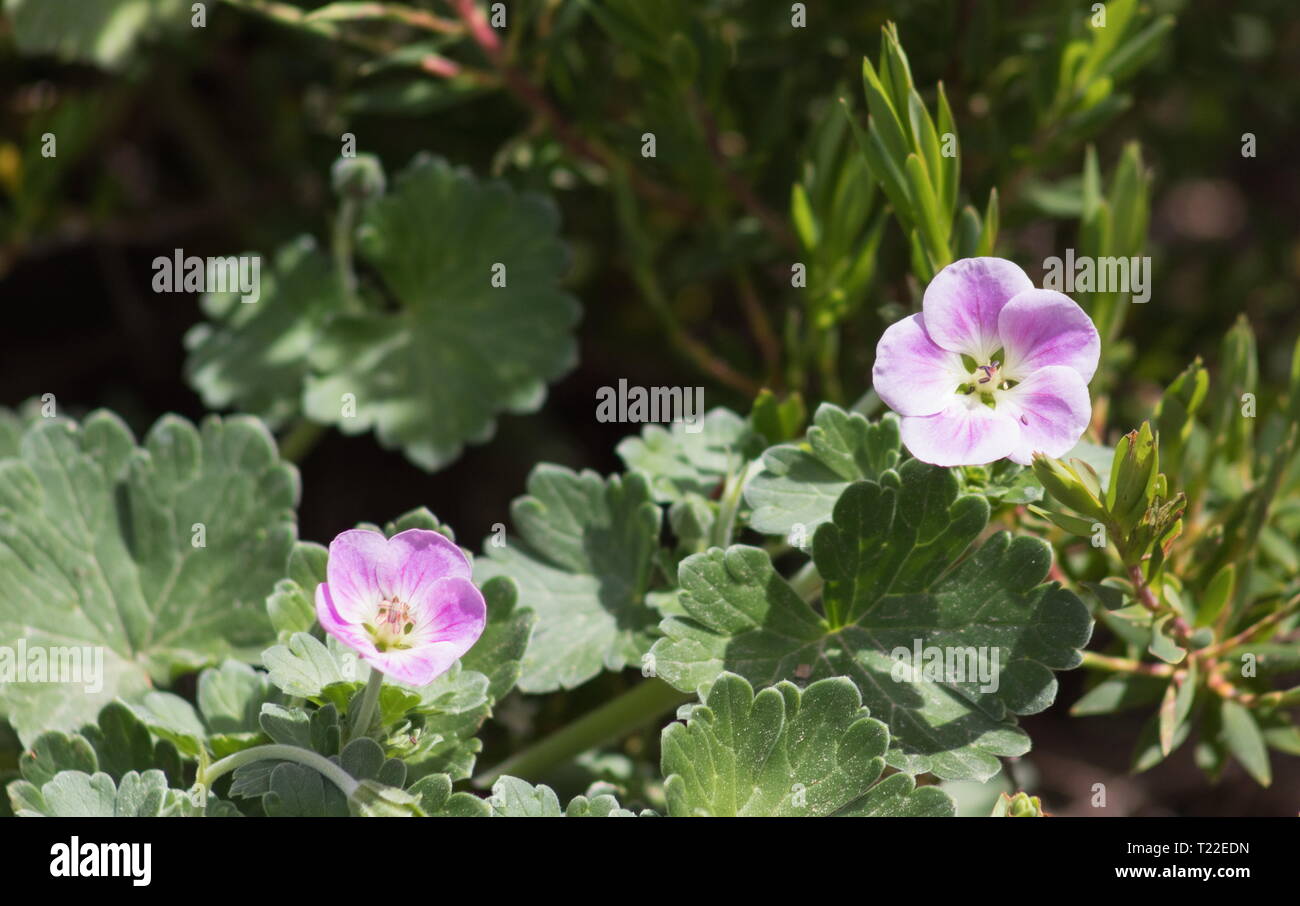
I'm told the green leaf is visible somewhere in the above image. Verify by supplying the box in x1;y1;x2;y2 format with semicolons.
662;673;954;816
1148;614;1186;665
1195;565;1235;628
476;466;662;692
262;763;328;817
1220;700;1271;787
5;0;191;70
17;731;98;787
1132;710;1191;773
80;702;182;783
859;56;911;170
198;660;276;735
301;154;580;471
184;238;343;429
486;776;637;817
616;408;755;504
935;82;959;221
130;692;207;757
266;542;327;639
745;404;901;538
655;461;1092;781
1071;674;1166;716
903;153;952;270
131;660;279;759
1154;358;1209;482
263;632;351;699
349;779;426;817
488;776;562;817
408;773;491;817
257;736;407;817
0;412;296;744
976;189;999;257
844;101;913;235
564;793;639;817
11;769;169;817
458;576;535;704
1158;662;1196;756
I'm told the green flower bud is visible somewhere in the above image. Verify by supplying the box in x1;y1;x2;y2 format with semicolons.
992;791;1046;817
1031;454;1104;517
332;153;387;201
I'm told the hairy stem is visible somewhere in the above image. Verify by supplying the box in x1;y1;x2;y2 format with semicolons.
348;669;386;742
199;744;359;797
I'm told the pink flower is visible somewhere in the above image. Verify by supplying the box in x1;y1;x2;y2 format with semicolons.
315;529;486;687
872;257;1099;467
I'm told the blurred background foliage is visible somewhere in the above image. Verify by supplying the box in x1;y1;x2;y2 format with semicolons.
0;0;1298;814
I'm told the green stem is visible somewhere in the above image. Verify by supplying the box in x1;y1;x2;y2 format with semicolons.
199;744;359;797
333;195;363;312
710;460;761;549
1079;650;1173;677
471;679;690;789
815;325;843;404
278;419;327;463
789;561;824;605
348;669;385;742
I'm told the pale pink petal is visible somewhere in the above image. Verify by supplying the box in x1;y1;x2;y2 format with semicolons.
997;366;1092;465
386;528;473;602
316;582;382;656
899;400;1020;467
318;529;485;687
368;642;469;688
872;313;968;417
921;257;1033;362
406;576;487;654
324;529;389;617
997;289;1100;383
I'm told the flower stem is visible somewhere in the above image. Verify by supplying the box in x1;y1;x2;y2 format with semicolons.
199;744;359;797
333;195;363;312
278;418;326;463
1126;561;1193;646
1198;593;1300;661
471;679;691;789
349;669;386;742
789;561;824;605
1079;650;1173;677
710;460;761;549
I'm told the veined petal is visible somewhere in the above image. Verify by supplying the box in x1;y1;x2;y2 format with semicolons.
997;289;1100;383
406;575;487;654
872;313;968;417
316;582;382;655
387;528;473;602
899;400;1020;467
324;529;389;620
997;365;1092;465
921;257;1033;361
368;642;470;688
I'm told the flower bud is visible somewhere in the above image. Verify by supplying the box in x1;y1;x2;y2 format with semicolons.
1031;454;1104;517
332;154;387;201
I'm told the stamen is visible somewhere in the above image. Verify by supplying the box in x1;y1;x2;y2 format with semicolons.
372;596;417;650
